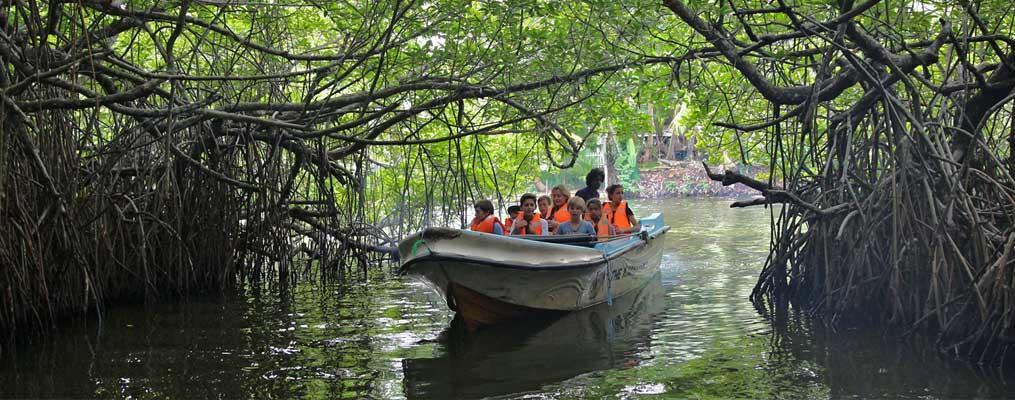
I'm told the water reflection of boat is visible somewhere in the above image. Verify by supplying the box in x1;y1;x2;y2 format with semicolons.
397;214;669;329
401;275;665;399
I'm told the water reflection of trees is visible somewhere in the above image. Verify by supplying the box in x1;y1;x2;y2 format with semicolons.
765;312;1015;398
402;276;664;399
0;280;449;399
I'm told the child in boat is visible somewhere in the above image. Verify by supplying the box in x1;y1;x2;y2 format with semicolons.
502;205;520;232
509;193;548;236
555;197;596;236
585;198;616;237
604;184;640;233
469;199;504;235
537;195;552;221
547;184;572;232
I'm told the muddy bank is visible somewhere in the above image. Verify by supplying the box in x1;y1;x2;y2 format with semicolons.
629;161;765;199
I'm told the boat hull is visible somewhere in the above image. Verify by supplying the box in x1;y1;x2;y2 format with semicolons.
447;283;562;331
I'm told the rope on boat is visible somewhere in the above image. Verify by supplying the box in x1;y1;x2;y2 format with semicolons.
410;239;429;256
605;256;613;306
607;316;615;342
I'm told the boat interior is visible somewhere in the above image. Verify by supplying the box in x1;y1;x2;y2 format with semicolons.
511;213;668;255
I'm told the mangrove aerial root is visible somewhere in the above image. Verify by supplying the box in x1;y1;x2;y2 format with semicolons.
0;0;632;348
671;0;1015;362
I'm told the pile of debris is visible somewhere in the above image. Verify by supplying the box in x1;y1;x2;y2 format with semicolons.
631;160;764;199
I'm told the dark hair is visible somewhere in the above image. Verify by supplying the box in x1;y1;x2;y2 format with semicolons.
606;184;624;196
585;168;605;186
474;199;494;213
587;198;602;208
519;193;537;205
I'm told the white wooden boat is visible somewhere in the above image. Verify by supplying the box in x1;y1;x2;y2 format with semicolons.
398;213;669;329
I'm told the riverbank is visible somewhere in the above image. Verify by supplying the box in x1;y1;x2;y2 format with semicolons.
628;161;765;199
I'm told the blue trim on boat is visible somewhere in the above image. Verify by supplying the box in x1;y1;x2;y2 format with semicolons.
594;213;667;256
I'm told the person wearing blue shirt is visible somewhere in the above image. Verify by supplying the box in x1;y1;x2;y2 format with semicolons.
555;197;596;236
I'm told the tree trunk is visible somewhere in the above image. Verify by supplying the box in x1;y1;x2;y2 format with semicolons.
644;104;660;162
687;128;697;161
666;104;681;160
954;53;1015;161
605;125;619;188
1009;112;1015;170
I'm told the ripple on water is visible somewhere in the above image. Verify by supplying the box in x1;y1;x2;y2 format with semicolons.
620;382;667;395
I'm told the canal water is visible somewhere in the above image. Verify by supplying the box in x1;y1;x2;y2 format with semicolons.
2;198;1013;398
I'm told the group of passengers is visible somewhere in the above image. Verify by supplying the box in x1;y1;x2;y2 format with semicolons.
468;168;640;238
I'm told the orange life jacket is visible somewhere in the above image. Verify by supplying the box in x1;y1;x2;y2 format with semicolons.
590;216;612;236
470;214;503;234
507;212;544;235
547;203;570;233
504;211;540;232
603;201;631;229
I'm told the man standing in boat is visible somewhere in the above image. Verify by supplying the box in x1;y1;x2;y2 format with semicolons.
574;168;605;202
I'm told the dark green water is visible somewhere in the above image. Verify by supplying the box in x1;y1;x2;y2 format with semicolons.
2;198;1013;398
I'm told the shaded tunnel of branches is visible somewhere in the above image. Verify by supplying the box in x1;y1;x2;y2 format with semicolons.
0;0;659;344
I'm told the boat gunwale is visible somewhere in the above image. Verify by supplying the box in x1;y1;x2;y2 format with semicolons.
399;226;669;273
